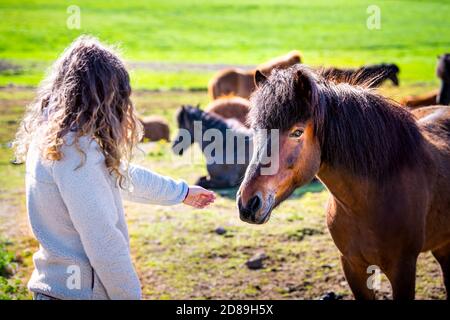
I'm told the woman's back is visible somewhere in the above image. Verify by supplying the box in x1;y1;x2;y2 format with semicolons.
26;134;139;300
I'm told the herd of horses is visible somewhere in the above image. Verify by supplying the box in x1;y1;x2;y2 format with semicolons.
146;52;450;300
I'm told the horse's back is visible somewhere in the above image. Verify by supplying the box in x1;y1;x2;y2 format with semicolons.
205;96;250;126
140;116;170;141
208;68;253;99
400;90;439;108
257;50;302;75
416;105;450;127
416;106;450;251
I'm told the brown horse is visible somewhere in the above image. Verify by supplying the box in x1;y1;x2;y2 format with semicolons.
208;68;254;100
400;90;438;109
205;96;250;126
208;51;301;100
237;65;450;300
139;116;170;142
256;50;302;76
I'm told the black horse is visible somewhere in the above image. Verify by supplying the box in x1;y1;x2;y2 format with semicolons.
172;105;253;189
437;54;450;105
320;63;400;87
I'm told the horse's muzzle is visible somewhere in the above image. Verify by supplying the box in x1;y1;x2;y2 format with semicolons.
237;193;267;224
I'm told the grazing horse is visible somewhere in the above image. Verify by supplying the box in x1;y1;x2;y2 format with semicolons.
172;105;252;189
208;51;301;100
400;55;450;108
400;90;438;109
437;53;450;105
320;63;400;87
208;68;255;100
139;116;170;142
205;96;251;127
237;65;450;300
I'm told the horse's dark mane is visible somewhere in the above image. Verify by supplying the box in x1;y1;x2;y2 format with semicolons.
319;63;399;87
178;105;232;134
250;64;424;179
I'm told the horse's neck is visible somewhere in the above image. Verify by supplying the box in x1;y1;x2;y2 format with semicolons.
317;164;371;213
191;115;252;163
192;114;227;150
438;80;450;105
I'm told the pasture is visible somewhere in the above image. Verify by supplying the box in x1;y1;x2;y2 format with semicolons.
0;0;449;299
0;87;446;300
1;0;450;89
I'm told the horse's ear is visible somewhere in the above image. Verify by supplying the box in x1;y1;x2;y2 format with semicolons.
295;69;312;99
254;70;267;88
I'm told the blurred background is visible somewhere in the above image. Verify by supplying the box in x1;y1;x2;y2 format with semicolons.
0;0;449;299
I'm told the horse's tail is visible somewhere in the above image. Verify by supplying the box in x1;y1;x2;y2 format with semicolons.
208;70;230;100
208;76;219;100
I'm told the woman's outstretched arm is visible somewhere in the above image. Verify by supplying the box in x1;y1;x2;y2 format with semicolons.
121;164;215;208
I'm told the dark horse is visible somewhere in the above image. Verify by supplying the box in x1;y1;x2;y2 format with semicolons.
400;54;450;108
320;63;400;87
237;65;450;300
172;105;252;189
437;53;450;105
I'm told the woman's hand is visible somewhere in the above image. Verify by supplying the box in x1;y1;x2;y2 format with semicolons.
183;186;216;208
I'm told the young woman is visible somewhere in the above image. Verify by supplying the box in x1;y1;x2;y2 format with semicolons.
14;36;215;300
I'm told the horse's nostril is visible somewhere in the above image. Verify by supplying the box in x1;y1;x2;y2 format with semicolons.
248;195;261;214
239;194;262;222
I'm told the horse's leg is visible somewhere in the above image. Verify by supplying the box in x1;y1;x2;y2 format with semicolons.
432;243;450;300
385;255;417;300
340;256;376;300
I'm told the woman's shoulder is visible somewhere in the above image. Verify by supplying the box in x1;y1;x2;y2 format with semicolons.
57;132;105;167
63;131;97;149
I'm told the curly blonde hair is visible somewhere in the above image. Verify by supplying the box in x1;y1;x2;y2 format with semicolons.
14;35;142;187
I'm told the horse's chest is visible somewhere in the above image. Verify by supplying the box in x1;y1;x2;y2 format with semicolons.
326;205;380;262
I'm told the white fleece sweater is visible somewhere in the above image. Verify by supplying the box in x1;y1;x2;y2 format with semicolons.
26;133;188;300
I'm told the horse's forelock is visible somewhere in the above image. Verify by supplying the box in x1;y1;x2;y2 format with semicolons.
249;65;318;131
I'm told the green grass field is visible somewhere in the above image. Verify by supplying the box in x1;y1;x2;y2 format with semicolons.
0;0;449;300
0;0;450;89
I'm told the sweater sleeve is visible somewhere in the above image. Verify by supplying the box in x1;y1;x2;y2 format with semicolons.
52;137;141;300
120;164;189;205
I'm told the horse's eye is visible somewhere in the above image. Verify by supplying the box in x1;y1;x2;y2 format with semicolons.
290;129;303;138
